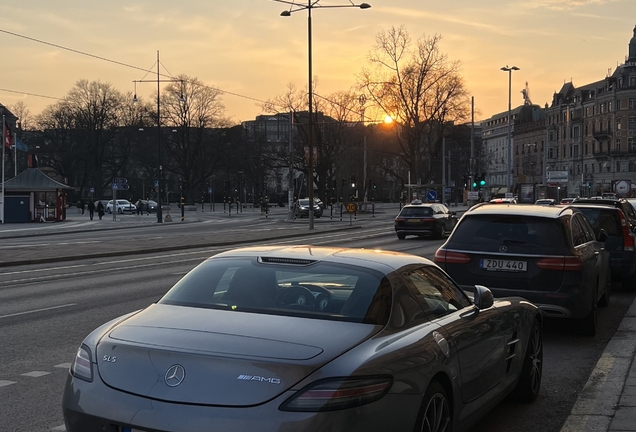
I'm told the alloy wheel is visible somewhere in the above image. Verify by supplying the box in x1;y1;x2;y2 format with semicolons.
421;393;450;432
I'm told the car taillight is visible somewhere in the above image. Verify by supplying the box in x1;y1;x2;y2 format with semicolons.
618;210;635;251
536;257;583;271
434;249;472;264
279;376;393;412
70;344;93;382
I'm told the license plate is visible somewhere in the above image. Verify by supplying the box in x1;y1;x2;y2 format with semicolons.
480;259;527;272
123;428;144;432
408;219;421;223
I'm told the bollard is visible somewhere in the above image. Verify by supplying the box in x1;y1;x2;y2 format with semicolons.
181;196;185;222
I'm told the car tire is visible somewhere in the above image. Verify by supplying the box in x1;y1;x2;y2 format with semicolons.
435;225;446;240
118;208;123;214
598;273;611;307
416;381;452;432
510;319;542;403
397;233;406;240
107;208;111;214
578;291;597;336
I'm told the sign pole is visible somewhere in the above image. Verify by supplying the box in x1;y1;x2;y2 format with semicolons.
1;116;4;224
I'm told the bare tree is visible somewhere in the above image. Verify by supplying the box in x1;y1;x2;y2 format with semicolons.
8;101;32;131
161;75;228;202
358;26;470;184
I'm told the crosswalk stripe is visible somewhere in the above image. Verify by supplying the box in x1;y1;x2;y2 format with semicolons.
0;380;16;387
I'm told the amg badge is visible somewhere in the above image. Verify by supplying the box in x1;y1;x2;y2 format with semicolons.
237;374;281;385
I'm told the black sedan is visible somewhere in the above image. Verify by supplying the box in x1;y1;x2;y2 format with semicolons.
63;245;542;432
295;198;323;218
395;203;457;239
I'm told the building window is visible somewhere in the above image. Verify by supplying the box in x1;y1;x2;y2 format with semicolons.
630;162;636;172
630;99;636;109
631;77;636;87
629;117;636;130
630;137;636;152
601;103;606;113
609;101;613;112
617;161;621;172
616;139;622;150
617;99;623;110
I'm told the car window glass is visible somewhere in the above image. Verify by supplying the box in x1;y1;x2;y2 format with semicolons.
621;203;636;221
400;207;433;217
159;258;391;325
571;217;588;246
576;214;596;242
578;208;620;237
447;215;567;253
401;266;471;319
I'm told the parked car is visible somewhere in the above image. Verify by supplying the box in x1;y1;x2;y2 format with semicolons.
394;203;457;240
434;204;611;335
560;197;576;205
295;198;323;218
94;199;110;210
106;199;136;214
135;199;158;213
63;245;543;432
572;197;636;231
535;199;556;206
568;203;636;291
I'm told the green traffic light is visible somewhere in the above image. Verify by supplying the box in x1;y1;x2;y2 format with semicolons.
472;182;477;188
479;180;486;186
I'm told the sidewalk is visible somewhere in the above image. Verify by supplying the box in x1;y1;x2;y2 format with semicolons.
560;299;636;432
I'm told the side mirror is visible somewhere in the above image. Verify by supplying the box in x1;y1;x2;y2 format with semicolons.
474;285;494;310
598;229;608;243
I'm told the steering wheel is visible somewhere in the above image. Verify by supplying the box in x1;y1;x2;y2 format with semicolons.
275;285;317;309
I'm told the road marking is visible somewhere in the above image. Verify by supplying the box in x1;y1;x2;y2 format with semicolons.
0;303;77;319
51;425;66;431
54;363;72;369
21;371;51;377
0;380;16;387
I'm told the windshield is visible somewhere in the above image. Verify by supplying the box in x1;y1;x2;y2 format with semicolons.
159;258;391;325
399;207;434;217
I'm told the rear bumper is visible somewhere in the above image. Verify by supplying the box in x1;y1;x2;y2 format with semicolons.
62;373;419;432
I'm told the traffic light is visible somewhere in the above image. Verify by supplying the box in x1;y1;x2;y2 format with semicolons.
372;182;377;190
472;173;477;188
479;172;486;187
350;175;356;188
332;180;337;190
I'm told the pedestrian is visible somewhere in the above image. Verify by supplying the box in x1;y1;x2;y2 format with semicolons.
87;200;96;220
96;201;105;220
136;199;143;215
76;200;82;214
80;199;86;215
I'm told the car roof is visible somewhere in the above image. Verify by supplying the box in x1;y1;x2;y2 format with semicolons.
401;203;436;209
567;203;623;211
466;203;576;218
214;245;433;273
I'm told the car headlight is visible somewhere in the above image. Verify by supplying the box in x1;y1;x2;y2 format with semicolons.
279;376;393;412
70;344;93;382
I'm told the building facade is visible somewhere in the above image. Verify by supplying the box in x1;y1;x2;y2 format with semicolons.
546;25;636;197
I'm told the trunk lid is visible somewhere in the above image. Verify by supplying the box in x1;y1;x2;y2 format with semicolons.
97;304;379;406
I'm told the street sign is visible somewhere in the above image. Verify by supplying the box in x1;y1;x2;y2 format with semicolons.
154;180;159;187
111;183;129;190
89;187;95;194
112;183;118;190
208;187;213;194
546;171;568;182
468;191;479;200
345;202;357;213
505;192;514;198
113;177;128;184
426;190;437;201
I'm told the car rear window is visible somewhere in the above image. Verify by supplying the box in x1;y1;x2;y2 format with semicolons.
447;215;569;254
399;207;434;217
159;258;391;325
577;208;621;236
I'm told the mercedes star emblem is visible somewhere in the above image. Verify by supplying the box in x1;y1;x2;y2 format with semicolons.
499;246;508;252
164;364;186;387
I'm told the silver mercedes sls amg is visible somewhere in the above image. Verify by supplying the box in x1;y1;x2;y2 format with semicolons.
62;245;543;432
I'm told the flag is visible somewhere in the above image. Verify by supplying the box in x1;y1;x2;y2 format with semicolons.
14;137;28;152
3;122;12;148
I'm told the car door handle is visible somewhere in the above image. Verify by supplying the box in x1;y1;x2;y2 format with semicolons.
594;251;600;256
460;307;479;319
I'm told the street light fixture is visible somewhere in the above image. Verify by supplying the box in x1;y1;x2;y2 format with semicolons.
501;65;519;193
133;50;185;223
275;0;371;229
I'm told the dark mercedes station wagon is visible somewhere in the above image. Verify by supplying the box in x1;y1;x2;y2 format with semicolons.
434;205;610;335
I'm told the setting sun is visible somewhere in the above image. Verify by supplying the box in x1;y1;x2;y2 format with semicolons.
383;115;394;124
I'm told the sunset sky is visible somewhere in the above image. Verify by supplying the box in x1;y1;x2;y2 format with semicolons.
1;0;634;125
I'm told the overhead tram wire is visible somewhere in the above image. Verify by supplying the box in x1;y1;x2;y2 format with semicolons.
0;88;63;101
0;28;268;106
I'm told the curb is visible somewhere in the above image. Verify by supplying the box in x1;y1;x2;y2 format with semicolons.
559;299;636;432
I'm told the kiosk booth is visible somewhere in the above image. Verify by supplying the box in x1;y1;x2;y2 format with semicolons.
1;168;73;223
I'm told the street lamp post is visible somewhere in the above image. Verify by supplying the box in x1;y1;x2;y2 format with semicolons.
133;50;184;223
276;0;371;229
501;65;519;193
